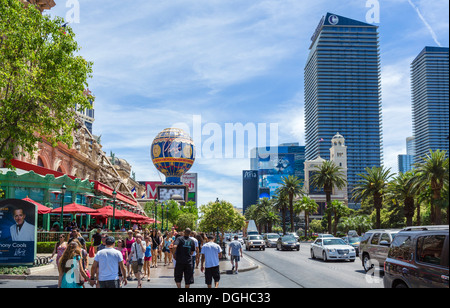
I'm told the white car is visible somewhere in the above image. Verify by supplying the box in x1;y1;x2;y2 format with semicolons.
310;237;356;262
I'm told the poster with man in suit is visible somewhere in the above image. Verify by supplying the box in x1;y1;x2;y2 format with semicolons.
0;199;37;265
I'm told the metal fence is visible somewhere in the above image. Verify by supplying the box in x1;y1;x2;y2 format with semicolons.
37;231;128;243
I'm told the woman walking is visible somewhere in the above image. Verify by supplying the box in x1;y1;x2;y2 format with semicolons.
51;233;68;267
125;230;135;279
144;236;152;281
58;241;89;288
116;239;128;283
150;229;161;268
163;232;173;266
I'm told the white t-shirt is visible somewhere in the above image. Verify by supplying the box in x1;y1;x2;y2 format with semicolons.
94;247;123;281
130;241;146;262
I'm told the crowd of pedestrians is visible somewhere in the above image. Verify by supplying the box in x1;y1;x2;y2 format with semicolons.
56;227;243;289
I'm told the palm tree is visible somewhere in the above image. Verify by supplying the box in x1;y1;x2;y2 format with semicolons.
279;175;303;232
389;171;417;226
329;200;350;236
254;198;279;233
273;189;289;235
295;196;319;238
310;161;347;233
413;150;449;225
353;166;393;229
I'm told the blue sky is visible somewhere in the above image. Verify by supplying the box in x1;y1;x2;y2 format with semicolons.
47;0;449;208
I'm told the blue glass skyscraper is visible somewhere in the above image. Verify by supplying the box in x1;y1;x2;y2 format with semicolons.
304;13;382;206
411;47;449;163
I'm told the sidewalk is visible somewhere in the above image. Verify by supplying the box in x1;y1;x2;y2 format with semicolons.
0;253;258;281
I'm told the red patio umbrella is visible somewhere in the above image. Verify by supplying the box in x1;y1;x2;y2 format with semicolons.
22;197;52;214
50;203;99;214
90;206;130;219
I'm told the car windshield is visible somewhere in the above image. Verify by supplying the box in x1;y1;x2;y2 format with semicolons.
249;235;262;240
282;235;296;241
323;239;347;246
267;234;279;239
348;237;361;244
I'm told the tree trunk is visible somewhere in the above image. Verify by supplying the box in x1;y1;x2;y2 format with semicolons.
374;194;382;229
326;190;332;234
289;193;294;233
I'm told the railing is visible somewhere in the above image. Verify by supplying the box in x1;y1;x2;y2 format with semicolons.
37;231;128;242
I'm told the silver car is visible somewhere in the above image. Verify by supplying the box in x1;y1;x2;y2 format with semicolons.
359;229;400;272
264;233;280;248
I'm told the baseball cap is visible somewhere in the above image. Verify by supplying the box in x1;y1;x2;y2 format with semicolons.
105;236;116;245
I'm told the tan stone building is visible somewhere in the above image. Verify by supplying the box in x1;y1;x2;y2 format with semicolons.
303;133;349;219
19;0;56;12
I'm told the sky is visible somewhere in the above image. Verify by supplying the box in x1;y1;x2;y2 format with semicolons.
46;0;449;209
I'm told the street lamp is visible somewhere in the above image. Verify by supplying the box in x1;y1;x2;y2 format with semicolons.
112;190;117;231
161;203;165;232
154;199;158;229
59;184;67;229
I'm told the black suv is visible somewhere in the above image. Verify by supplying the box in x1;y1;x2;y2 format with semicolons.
383;225;449;288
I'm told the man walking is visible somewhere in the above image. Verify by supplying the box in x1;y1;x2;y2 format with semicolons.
228;235;243;274
90;236;127;288
200;235;222;288
128;233;146;288
173;228;196;288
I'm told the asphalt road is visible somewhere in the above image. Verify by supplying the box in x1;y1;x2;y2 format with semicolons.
242;243;384;288
0;243;384;289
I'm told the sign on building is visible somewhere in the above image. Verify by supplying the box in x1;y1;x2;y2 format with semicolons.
0;199;37;265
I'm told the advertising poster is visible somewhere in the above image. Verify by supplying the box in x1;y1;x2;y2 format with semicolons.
138;181;163;199
0;199;37;265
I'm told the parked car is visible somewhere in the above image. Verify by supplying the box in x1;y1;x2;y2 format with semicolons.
246;235;265;251
237;236;245;246
359;229;401;272
276;235;300;251
341;236;362;256
310;237;356;262
384;225;449;288
317;234;334;239
264;233;280;248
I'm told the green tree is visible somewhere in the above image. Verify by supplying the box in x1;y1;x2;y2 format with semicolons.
198;200;245;239
353;166;393;229
279;175;303;232
310;161;347;233
0;0;94;164
329;200;350;236
175;212;197;231
413;150;449;225
389;171;417;227
273;189;289;235
295;196;319;237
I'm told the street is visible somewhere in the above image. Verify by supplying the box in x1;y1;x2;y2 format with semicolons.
242;244;383;288
0;242;383;289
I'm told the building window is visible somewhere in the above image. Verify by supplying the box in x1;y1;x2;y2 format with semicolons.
37;157;45;167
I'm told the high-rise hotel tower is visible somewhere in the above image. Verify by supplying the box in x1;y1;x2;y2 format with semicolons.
411;47;449;164
304;13;382;207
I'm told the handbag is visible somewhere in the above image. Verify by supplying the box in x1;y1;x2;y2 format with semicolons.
88;245;95;258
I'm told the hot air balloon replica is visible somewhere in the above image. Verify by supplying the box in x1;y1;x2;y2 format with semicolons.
151;128;195;185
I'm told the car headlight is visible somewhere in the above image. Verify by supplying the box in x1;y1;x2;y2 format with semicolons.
283;242;288;245
328;248;336;253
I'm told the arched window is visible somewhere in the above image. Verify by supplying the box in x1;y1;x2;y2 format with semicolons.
37;157;45;167
57;167;63;173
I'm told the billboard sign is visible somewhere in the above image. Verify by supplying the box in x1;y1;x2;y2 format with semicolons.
0;199;37;265
181;173;197;193
157;185;188;203
139;181;163;199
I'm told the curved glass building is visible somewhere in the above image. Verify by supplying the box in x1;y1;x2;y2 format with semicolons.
304;13;382;207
